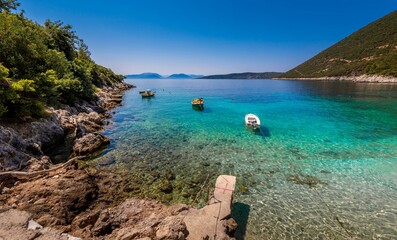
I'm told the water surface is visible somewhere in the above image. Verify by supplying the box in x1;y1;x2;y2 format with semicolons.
95;79;397;239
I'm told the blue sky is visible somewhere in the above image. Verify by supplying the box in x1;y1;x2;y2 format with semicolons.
20;0;396;75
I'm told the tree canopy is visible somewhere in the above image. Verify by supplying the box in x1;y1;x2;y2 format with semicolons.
0;0;20;12
0;2;124;117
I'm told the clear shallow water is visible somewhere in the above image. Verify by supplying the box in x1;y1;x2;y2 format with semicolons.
96;79;397;239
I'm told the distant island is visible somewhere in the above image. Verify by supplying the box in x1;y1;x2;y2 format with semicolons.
125;72;162;79
167;73;193;79
201;72;284;79
125;73;204;79
279;10;397;82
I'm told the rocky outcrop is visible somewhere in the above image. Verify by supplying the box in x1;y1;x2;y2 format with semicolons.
0;123;56;171
0;165;237;239
0;82;133;171
0;164;190;239
0;164;98;226
70;200;190;239
0;208;81;240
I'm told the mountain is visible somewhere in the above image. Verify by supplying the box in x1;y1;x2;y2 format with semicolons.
281;11;397;79
188;74;204;78
125;73;162;79
166;73;192;79
201;72;284;79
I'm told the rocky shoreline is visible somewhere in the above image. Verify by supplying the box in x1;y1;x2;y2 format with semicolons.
0;82;132;172
0;83;237;239
274;74;397;83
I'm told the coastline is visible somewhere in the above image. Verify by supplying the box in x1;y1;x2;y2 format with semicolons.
0;82;133;172
0;82;237;239
274;74;397;83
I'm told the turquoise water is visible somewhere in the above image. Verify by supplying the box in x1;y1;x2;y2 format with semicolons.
97;79;397;239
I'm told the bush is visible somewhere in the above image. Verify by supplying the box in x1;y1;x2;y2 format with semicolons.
0;9;124;118
55;78;83;103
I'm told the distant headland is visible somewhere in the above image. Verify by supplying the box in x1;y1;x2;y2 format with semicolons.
125;72;284;79
125;73;204;79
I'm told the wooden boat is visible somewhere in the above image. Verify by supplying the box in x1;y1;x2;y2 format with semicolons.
245;113;260;130
140;89;155;98
192;98;204;110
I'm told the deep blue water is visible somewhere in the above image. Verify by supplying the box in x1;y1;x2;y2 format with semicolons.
96;79;397;239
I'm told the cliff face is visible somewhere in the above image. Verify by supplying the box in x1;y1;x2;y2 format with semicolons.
0;82;132;172
281;11;397;79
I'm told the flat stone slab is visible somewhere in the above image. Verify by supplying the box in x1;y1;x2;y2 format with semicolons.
184;175;236;239
212;175;236;220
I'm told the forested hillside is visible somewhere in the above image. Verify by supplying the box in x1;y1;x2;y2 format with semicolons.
0;0;124;117
281;11;397;79
201;72;283;79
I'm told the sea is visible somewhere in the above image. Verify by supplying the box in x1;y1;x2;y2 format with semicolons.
92;78;397;239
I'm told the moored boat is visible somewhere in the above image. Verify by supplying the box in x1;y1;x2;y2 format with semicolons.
140;89;156;98
245;113;260;130
192;98;204;110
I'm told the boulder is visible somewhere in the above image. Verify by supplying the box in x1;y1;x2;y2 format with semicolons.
0;125;35;171
73;133;110;156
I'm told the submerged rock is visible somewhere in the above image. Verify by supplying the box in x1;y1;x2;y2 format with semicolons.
287;174;326;188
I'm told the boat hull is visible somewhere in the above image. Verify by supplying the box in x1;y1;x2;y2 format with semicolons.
141;93;155;98
192;104;204;110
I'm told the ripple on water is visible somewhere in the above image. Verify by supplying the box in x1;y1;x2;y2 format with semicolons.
91;79;397;239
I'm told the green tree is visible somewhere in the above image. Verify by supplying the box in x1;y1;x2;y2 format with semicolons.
55;78;83;103
0;0;19;12
0;7;124;117
0;12;49;79
0;64;11;116
9;79;44;117
44;20;78;61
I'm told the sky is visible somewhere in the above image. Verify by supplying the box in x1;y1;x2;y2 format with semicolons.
20;0;396;75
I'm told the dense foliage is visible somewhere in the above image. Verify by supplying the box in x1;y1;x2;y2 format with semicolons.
0;1;124;117
281;11;397;78
201;72;283;79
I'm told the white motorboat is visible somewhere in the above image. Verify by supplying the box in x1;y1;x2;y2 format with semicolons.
245;113;260;130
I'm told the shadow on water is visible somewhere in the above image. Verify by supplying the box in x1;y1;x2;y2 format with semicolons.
192;105;204;111
257;126;271;137
192;106;213;113
245;126;271;138
232;202;250;240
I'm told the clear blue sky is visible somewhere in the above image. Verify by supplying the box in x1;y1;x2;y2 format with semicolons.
20;0;396;75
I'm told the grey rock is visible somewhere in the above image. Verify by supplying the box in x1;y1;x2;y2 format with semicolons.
28;219;43;230
73;133;110;156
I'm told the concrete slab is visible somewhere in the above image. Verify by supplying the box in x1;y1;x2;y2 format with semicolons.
211;175;236;220
184;175;236;240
